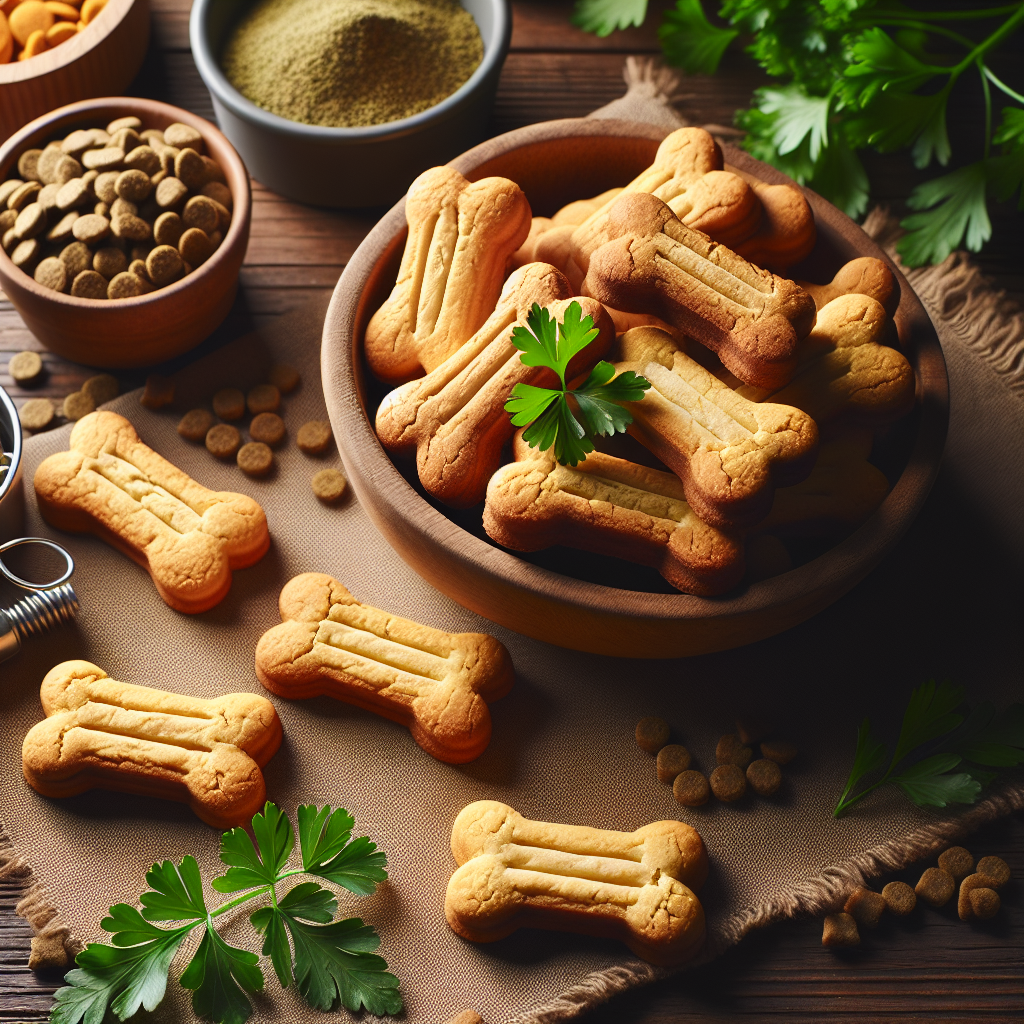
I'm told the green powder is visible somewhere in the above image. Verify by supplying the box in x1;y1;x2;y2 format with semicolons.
221;0;484;128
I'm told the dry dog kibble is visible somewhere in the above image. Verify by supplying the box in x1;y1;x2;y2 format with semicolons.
175;148;207;191
93;246;128;279
70;269;108;299
140;374;174;410
178;227;212;267
47;211;79;243
115;169;153;204
18;397;55;431
844;887;885;928
212;388;246;421
958;872;1000;920
177;409;215;442
968;887;1000;919
34;257;67;292
237;441;274;478
205;423;241;459
246;383;280;415
183;195;220;235
296;419;333;455
107;272;146;299
760;739;798;765
710;764;746;802
915;867;955;908
146;245;184;287
445;1012;483;1024
14;202;47;240
311;468;347;503
8;350;43;386
882;881;916;916
62;391;96;421
975;856;1010;888
155;176;189;209
673;770;710;807
268;363;299;393
72;214;110;246
656;744;692;783
635;716;670;754
164;123;203;153
153;211;184;247
716;734;753;768
202;181;233;210
12;239;41;269
746;758;782;797
82;374;119;406
822;912;860;947
249;412;285;446
937;846;974;881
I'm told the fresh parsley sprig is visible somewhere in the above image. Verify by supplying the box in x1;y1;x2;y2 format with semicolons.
505;301;651;467
834;680;1024;817
51;803;402;1024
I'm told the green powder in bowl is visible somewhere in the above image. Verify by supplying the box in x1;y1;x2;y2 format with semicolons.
221;0;484;129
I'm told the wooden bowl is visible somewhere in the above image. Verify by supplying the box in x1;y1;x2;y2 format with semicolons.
322;119;948;659
0;0;150;143
0;97;251;369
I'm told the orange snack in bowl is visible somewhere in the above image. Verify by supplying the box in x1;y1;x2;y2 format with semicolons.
44;18;75;43
79;0;106;25
9;0;52;45
44;1;79;18
21;24;45;55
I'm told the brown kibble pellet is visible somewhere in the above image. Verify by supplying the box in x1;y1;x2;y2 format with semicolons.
55;177;89;211
145;245;183;287
822;912;860;947
34;256;68;292
237;441;273;477
111;213;151;242
915;867;955;908
212;387;245;421
268;363;299;393
14;202;46;240
82;147;125;172
53;154;83;184
108;128;141;153
0;180;24;206
735;717;774;746
760;739;798;765
968;887;1000;919
115;168;152;203
716;734;752;768
153;210;183;247
94;170;120;204
635;716;670;754
12;238;40;269
656;744;692;783
107;272;146;299
200;155;225;183
61;241;92;276
70;269;108;299
975;856;1010;888
63;390;95;421
296;419;333;455
175;147;207;191
177;408;214;442
8;181;41;210
937;847;974;881
38;184;61;211
0;209;16;233
246;383;280;415
746;758;782;797
93;246;128;279
673;770;710;807
18;397;55;431
81;374;119;406
178;227;212;267
72;213;110;245
110;197;138;220
311;467;347;503
155;176;188;209
710;763;746;802
164;123;203;153
123;146;160;176
17;149;42;182
107;116;142;134
882;881;916;916
140;374;174;410
206;423;241;459
8;351;43;385
249;412;285;446
844;887;886;928
959;873;994;920
47;211;79;243
202;180;232;209
183;195;219;235
445;1012;483;1024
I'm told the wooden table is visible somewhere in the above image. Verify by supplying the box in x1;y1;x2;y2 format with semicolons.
1;3;1022;1022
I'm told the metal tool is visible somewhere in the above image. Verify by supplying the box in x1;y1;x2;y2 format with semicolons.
0;537;79;664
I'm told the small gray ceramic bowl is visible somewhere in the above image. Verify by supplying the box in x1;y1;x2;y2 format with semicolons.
190;0;511;208
0;385;25;543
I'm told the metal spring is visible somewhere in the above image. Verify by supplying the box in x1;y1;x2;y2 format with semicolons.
5;583;79;641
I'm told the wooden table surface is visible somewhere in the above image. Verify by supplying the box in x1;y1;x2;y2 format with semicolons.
1;2;1021;1022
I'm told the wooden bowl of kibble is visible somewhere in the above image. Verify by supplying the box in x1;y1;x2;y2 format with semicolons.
322;118;949;659
0;0;150;143
0;96;251;369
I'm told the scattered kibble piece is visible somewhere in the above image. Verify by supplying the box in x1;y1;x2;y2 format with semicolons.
760;739;798;765
975;856;1010;888
635;716;670;754
205;423;241;459
715;734;752;769
915;867;954;908
882;881;916;916
937;846;974;881
249;412;285;446
822;913;860;947
656;744;691;784
311;467;347;503
18;397;55;431
177;408;215;442
959;873;998;920
212;387;245;421
246;383;280;416
296;419;333;455
746;758;782;797
62;390;95;421
968;887;1000;919
237;441;273;477
673;770;710;807
140;374;174;409
445;1012;483;1024
844;887;886;928
81;373;119;406
8;350;43;385
735;717;774;746
267;363;299;393
710;764;746;802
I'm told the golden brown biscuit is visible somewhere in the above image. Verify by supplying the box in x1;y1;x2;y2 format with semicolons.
255;573;514;764
585;193;816;390
724;167;816;271
365;166;532;384
22;660;282;829
34;411;270;613
445;800;708;966
375;263;614;509
796;256;898;317
483;432;744;596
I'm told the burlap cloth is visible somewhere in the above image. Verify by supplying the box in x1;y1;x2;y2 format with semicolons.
1;61;1022;1024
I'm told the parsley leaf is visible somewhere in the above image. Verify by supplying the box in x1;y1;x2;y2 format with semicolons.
511;301;598;389
845;27;943;107
505;383;562;429
659;0;739;76
179;927;263;1024
571;0;648;37
213;802;293;892
298;804;388;895
251;881;337;987
756;85;832;162
573;362;652;437
890;679;965;770
834;718;886;816
891;754;981;808
522;392;594;467
140;856;208;922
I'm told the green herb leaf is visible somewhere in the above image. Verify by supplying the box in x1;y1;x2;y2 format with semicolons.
523;395;595;467
951;701;1024;766
298;805;387;896
571;0;648;37
845;27;943;106
848;90;951;168
506;383;563;428
892;753;981;808
838;718;886;807
179;927;263;1024
756;85;832;162
251;882;338;988
214;802;293;892
890;679;965;770
659;0;739;76
139;857;208;922
297;805;353;869
573;363;651;437
303;835;387;897
511;301;600;389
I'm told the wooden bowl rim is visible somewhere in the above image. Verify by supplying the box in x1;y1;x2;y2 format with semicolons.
0;0;139;85
322;117;949;626
0;96;251;313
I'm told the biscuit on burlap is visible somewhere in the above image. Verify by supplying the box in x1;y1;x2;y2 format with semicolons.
375;263;614;508
483;431;743;596
445;800;708;966
365;166;532;384
584;192;816;390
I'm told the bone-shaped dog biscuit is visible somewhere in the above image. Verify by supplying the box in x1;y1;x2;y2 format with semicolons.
365;166;532;384
796;256;898;317
445;800;708;966
614;326;818;529
22;661;282;829
255;573;514;763
34;411;269;613
376;262;614;508
585;192;816;389
484;432;743;595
